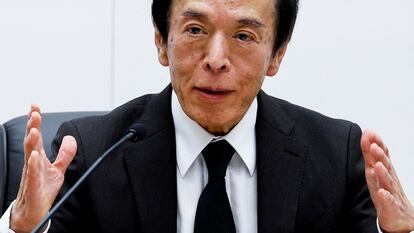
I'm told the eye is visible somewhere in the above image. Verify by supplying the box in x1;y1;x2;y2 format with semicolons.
187;26;204;35
235;32;255;42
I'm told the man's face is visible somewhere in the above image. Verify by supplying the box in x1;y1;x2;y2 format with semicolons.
155;0;287;135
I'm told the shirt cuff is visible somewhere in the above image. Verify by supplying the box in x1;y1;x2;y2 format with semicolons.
0;200;51;233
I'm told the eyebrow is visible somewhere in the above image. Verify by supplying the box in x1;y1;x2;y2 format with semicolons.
181;9;208;20
238;18;265;28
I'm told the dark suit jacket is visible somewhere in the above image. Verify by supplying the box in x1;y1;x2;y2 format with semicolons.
49;85;378;233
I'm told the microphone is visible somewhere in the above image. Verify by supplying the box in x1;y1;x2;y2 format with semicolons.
31;123;146;233
127;123;147;142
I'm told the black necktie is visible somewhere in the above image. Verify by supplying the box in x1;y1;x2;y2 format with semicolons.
194;140;236;233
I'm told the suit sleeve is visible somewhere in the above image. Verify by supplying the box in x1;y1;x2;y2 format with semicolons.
344;123;378;232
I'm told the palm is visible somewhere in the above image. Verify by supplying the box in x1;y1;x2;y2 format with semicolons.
25;153;65;215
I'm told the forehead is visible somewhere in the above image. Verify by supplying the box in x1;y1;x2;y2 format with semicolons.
169;0;276;24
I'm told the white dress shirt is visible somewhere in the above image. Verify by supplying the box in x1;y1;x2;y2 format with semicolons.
172;92;258;233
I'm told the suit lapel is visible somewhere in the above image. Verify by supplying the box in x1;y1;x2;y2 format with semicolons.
256;91;308;233
123;86;177;233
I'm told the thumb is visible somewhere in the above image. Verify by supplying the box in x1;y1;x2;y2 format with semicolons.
53;136;77;174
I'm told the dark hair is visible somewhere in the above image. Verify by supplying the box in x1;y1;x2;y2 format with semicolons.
152;0;299;55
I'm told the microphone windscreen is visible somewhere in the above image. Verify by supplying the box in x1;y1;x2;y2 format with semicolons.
127;123;147;142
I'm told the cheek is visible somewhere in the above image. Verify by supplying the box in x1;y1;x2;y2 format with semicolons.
237;47;269;79
234;70;265;112
168;39;204;89
235;50;269;101
240;71;265;97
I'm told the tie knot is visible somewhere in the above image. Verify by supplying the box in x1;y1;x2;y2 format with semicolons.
202;140;235;178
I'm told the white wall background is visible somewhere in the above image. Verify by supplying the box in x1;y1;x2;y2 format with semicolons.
1;0;413;203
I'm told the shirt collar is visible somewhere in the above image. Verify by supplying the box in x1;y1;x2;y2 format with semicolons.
172;91;257;178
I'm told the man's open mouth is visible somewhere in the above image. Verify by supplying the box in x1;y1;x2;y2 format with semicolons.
197;88;228;95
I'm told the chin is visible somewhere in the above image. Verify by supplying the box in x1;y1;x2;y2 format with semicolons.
203;126;229;136
200;118;235;135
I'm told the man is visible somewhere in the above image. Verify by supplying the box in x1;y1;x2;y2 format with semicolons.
1;0;414;232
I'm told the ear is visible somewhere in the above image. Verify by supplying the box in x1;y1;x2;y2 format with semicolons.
154;29;169;66
266;43;288;76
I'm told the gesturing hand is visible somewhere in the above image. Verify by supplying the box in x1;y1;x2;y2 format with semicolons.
10;105;77;233
361;129;414;233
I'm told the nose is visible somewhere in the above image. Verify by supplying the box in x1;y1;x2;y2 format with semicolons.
203;34;230;73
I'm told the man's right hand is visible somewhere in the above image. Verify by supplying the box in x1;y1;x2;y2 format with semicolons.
10;105;77;233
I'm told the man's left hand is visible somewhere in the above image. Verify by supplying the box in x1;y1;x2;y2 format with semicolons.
361;129;414;233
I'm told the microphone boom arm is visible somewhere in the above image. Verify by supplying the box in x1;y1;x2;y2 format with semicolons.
31;124;145;233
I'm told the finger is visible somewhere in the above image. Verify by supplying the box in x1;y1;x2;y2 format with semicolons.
24;112;44;157
377;188;395;211
28;112;44;148
361;129;372;154
27;104;41;120
30;104;41;115
26;150;42;186
19;150;42;206
365;167;380;204
374;161;396;194
25;105;42;137
24;128;38;162
363;129;389;157
24;127;45;162
53;136;77;174
371;143;392;171
361;132;376;167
